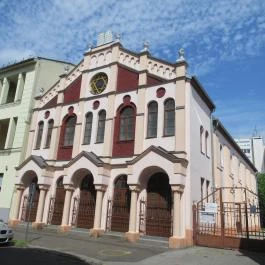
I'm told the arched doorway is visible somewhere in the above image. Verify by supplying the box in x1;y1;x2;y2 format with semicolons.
111;175;131;232
51;177;65;225
25;177;40;223
76;174;96;229
146;172;172;237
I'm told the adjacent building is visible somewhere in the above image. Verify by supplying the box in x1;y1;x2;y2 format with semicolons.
8;37;258;248
0;58;75;221
235;137;265;172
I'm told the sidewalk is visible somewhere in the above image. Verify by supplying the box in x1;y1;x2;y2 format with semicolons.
13;225;265;265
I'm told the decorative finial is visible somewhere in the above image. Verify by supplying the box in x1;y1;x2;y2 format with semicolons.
142;41;150;52
87;43;93;53
115;33;121;43
177;48;185;62
64;65;70;73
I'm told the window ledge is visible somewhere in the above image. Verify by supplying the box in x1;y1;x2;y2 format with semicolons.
162;134;175;138
59;146;73;149
146;136;157;139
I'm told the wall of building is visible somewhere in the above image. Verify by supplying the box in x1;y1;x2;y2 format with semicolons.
0;59;74;222
188;83;212;205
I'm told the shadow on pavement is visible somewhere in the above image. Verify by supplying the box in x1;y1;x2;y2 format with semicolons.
0;248;90;265
238;249;265;265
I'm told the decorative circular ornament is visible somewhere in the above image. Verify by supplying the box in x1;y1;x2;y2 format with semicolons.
156;87;166;98
68;106;74;114
123;95;131;104
93;100;100;110
44;111;50;119
90;73;108;94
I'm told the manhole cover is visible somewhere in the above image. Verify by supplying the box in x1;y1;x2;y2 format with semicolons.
98;249;131;257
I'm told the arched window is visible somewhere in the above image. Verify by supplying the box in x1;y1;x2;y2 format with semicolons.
200;126;204;153
205;130;209;156
83;112;93;144
147;101;158;138
45;119;54;148
35;121;44;149
164;98;175;136
63;115;76;146
96;110;106;143
120;107;135;141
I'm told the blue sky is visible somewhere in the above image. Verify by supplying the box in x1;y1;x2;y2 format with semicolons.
0;0;264;139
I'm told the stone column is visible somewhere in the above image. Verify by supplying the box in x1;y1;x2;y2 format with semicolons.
60;184;74;232
0;77;9;104
8;184;25;227
169;185;186;248
32;185;49;229
90;185;106;238
14;73;25;101
125;185;140;242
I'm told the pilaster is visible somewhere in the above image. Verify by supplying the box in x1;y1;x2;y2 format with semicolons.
125;185;140;242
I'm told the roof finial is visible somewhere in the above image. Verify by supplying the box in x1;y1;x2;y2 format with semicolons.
86;43;93;53
177;48;185;62
64;65;70;73
115;33;121;43
142;41;150;52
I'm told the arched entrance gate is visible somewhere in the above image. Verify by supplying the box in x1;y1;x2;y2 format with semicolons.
75;174;96;229
110;175;131;232
49;177;65;225
145;172;172;237
21;176;40;223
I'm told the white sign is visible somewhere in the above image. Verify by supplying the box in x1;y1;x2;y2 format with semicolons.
200;212;215;224
204;203;218;213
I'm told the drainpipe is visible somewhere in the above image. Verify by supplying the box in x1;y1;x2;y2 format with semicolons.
210;113;217;200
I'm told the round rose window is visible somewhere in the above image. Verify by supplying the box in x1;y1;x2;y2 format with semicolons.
90;72;108;94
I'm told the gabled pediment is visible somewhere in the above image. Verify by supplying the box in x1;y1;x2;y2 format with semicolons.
65;151;105;168
39;60;83;108
127;145;188;167
16;155;48;170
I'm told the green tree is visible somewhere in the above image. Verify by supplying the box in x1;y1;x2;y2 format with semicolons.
257;173;265;227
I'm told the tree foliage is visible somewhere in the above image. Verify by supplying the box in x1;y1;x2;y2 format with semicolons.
257;173;265;227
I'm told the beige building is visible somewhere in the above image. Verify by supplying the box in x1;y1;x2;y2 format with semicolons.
8;37;258;248
0;58;75;221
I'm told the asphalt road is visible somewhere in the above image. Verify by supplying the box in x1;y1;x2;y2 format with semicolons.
0;248;89;265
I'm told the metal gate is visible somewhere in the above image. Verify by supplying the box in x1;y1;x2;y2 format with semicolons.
146;173;172;237
50;187;65;225
75;175;96;229
21;189;40;223
111;175;131;232
20;195;28;222
193;187;265;252
76;190;96;228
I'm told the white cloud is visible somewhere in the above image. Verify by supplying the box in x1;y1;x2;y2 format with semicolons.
0;0;264;141
0;0;264;68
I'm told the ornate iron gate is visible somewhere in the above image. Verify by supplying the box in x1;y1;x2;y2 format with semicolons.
76;190;96;228
50;187;65;225
111;175;131;232
146;173;172;237
74;175;96;229
23;188;39;223
20;195;28;222
193;187;265;252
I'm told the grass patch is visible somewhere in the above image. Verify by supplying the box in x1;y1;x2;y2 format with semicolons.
13;239;28;248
